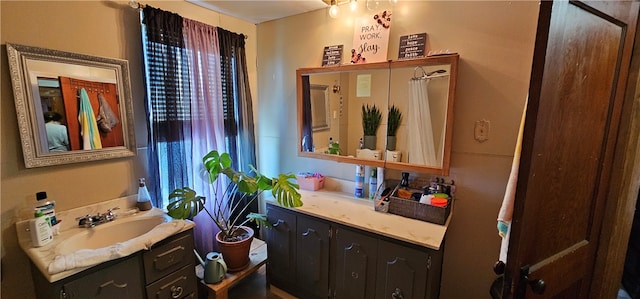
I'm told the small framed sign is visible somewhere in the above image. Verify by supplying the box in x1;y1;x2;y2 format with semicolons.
351;10;392;64
398;33;427;60
322;45;344;67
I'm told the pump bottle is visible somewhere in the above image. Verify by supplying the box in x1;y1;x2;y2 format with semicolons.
137;178;153;211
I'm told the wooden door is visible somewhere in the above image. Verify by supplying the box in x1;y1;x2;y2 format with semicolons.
59;76;124;150
505;1;640;298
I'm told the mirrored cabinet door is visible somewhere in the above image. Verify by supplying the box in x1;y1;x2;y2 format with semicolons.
385;56;458;175
297;55;458;175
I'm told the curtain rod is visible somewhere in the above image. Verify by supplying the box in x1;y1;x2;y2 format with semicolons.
129;0;248;40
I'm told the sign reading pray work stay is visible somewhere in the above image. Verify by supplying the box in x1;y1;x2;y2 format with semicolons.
351;10;392;64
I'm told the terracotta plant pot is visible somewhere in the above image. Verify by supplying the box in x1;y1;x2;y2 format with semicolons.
215;226;254;272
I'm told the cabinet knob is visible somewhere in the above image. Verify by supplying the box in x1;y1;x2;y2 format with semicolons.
170;285;184;298
392;287;404;299
351;271;359;279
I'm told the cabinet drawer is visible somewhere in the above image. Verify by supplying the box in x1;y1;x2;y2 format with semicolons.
62;255;144;299
146;264;198;299
144;230;194;283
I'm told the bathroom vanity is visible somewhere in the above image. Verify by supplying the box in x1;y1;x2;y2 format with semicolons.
31;229;197;299
16;198;198;299
266;190;449;299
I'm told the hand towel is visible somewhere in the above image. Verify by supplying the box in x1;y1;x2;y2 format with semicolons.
497;98;527;263
48;219;186;274
78;88;102;150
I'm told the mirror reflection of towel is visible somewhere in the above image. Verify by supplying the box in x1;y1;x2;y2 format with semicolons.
78;88;102;150
96;92;119;133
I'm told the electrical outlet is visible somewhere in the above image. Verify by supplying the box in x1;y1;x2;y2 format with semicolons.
474;119;490;142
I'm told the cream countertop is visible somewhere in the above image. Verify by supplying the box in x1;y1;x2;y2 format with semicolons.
267;189;451;251
16;196;194;283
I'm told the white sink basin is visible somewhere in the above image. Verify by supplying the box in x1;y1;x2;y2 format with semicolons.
56;216;166;255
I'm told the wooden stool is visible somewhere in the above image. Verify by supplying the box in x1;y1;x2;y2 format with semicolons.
196;238;267;299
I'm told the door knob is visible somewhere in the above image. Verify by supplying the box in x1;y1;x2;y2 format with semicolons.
493;260;505;275
520;265;546;295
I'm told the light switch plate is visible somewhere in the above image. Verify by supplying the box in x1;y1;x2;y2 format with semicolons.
474;119;490;142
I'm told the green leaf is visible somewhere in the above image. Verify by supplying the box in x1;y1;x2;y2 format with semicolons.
247;212;271;228
166;187;206;220
271;173;302;207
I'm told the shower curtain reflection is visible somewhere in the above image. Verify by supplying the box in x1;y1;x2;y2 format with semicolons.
408;78;437;166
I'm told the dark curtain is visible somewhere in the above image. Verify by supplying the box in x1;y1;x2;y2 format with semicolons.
217;28;259;234
301;76;314;151
141;6;193;207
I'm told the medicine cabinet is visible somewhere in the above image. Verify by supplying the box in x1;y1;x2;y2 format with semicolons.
296;54;458;175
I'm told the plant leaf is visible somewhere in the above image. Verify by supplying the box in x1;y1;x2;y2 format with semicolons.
271;173;302;207
166;187;206;220
246;212;272;228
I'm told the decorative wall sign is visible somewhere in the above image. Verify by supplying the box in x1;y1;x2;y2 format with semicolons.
398;33;427;60
351;10;392;64
322;45;344;67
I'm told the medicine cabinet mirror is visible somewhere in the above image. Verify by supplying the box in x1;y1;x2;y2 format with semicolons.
297;54;458;175
7;43;136;168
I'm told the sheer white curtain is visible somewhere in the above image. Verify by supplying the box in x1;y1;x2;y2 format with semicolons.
183;19;227;253
408;78;437;166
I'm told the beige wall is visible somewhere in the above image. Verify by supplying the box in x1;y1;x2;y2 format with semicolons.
256;1;538;298
0;1;256;298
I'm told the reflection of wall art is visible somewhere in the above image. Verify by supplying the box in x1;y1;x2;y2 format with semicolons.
310;84;330;131
356;74;372;97
351;10;392;64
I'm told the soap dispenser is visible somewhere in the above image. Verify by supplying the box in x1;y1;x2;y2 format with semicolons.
137;178;153;211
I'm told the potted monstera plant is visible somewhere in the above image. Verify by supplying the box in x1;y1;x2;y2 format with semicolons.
166;150;302;272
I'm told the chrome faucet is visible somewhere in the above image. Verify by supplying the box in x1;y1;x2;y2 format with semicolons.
76;207;120;228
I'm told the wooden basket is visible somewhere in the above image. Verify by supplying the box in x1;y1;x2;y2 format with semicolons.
388;195;451;225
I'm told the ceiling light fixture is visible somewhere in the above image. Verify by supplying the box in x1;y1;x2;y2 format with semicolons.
366;0;379;10
350;0;358;11
329;0;339;18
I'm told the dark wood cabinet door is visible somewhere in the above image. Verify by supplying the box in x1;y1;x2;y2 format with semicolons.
266;205;297;286
375;239;430;299
296;214;330;299
334;227;378;299
62;255;144;299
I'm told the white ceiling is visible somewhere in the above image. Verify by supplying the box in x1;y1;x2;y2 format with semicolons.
187;0;329;24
